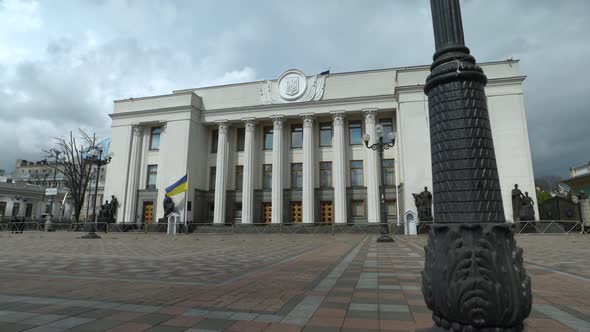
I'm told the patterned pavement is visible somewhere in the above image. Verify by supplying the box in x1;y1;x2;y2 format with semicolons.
0;232;588;331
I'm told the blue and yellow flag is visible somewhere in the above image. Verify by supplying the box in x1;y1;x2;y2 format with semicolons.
165;174;188;197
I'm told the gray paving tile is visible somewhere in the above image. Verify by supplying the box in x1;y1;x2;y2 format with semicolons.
206;311;234;319
183;309;210;317
132;313;175;325
534;304;590;331
193;318;235;330
379;304;410;312
0;312;40;323
116;304;161;313
254;314;283;323
19;326;65;332
66;319;124;332
0;323;37;332
228;312;258;321
45;317;95;329
19;314;67;326
349;303;378;311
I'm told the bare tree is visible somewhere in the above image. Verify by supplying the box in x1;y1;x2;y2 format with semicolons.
44;130;98;222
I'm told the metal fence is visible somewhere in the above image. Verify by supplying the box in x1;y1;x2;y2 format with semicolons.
1;220;588;235
416;220;589;235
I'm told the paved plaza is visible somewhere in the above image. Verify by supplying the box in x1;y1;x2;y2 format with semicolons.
0;232;588;331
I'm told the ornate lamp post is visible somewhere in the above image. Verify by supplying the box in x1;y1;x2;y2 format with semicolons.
82;146;112;239
362;124;395;242
420;0;531;330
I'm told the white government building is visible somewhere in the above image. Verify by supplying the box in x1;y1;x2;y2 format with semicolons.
103;60;538;232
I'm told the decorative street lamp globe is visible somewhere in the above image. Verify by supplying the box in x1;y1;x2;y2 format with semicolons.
362;123;395;243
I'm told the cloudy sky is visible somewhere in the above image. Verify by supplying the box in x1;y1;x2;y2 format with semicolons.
0;0;588;178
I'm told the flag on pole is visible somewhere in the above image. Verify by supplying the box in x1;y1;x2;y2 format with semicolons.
165;174;188;197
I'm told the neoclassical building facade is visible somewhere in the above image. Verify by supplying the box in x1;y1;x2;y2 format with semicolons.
104;60;538;230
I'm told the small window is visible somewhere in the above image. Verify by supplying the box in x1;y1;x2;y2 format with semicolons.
319;123;332;147
263;164;272;189
235;165;244;191
149;127;161;150
382;159;395;186
349;121;362;145
291;124;303;148
146;165;157;190
320;162;332;188
380;119;394;144
236;128;245;152
211;130;218;153
291;163;302;188
264;127;273;150
210;167;216;191
350;160;363;187
351;200;365;217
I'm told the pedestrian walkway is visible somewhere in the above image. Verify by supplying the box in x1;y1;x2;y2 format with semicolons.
0;232;588;331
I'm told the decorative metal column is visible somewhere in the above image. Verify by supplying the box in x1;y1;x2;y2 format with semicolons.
421;0;532;330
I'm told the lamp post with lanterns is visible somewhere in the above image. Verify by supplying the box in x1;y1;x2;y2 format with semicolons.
81;145;112;239
362;124;395;243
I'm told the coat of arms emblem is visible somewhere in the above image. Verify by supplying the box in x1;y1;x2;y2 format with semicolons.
285;77;299;96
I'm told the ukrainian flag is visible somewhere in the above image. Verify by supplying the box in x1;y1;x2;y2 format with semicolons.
165;174;188;197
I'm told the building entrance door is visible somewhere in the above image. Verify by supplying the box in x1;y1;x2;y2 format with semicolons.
320;201;333;224
143;201;154;224
262;203;272;224
291;201;302;223
25;203;33;218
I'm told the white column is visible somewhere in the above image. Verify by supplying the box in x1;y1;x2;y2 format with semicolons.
123;125;143;223
271;116;284;224
302;114;315;224
331;111;348;224
363;109;380;223
213;121;229;224
241;119;255;224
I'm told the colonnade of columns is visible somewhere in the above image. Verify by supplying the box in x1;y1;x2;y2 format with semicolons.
211;110;382;224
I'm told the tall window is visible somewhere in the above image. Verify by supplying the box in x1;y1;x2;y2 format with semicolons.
263;164;272;189
0;201;6;216
319;123;332;147
12;203;20;217
149;127;161;150
349;121;362;145
264;127;273;150
320;162;332;188
210;167;216;191
351;200;365;217
380;119;394;144
236;127;245;151
382;159;395;186
291;163;303;188
350;160;363;187
235;202;242;219
211;130;218;153
291;124;303;148
146;165;157;189
235;165;244;191
385;200;397;218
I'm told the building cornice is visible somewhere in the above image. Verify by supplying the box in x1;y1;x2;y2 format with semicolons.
109;105;200;120
200;94;396;120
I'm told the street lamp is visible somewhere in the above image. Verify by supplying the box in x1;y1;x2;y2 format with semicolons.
362;124;395;242
81;146;112;239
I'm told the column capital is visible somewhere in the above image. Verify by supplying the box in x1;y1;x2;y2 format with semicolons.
271;115;284;129
301;113;315;128
131;125;143;136
215;120;230;134
362;108;378;118
331;111;346;126
242;118;256;132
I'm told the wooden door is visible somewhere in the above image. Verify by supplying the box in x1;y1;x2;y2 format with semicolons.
321;201;333;224
290;202;302;223
143;201;154;224
262;203;272;224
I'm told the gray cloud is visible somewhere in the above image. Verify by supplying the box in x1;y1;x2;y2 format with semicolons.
0;0;588;179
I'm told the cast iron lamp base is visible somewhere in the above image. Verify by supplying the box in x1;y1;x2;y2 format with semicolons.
81;232;101;239
376;234;394;242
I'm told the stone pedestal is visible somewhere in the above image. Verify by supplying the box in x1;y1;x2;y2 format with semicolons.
167;212;180;235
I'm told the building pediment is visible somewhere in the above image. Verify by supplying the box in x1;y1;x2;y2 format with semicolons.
259;69;327;104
